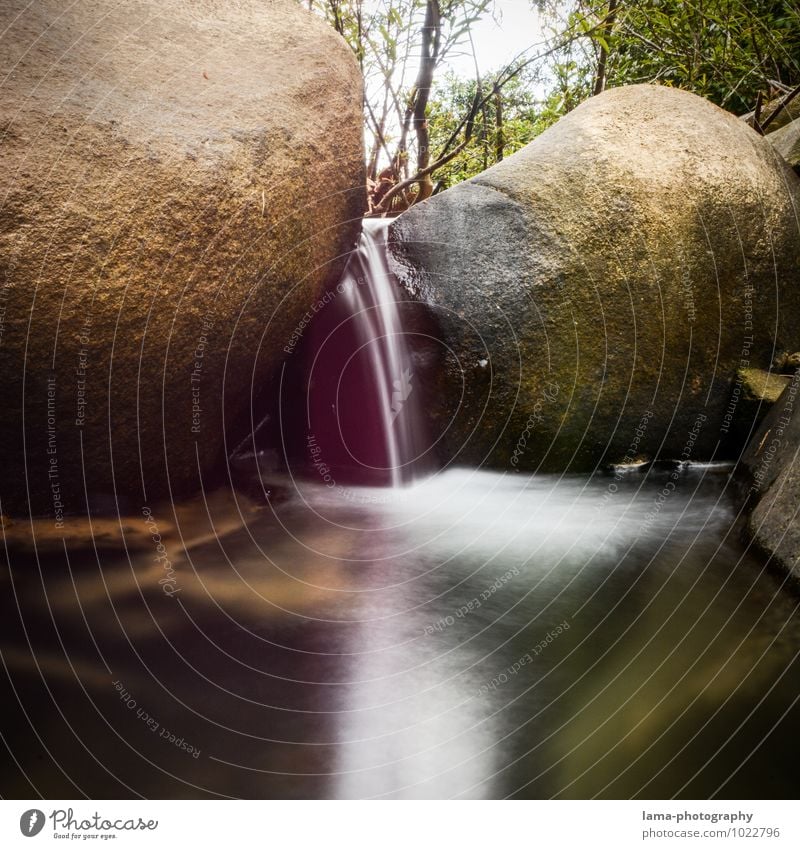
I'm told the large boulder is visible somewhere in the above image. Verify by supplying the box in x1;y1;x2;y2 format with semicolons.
389;85;800;473
0;0;364;516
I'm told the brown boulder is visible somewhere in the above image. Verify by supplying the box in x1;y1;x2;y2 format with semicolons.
0;0;365;516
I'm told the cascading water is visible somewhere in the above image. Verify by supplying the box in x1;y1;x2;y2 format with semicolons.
302;217;429;487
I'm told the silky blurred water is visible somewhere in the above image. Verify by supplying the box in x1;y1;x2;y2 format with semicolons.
2;466;799;799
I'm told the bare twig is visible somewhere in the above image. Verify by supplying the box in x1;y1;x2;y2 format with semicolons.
365;96;393;180
753;90;764;135
768;79;794;94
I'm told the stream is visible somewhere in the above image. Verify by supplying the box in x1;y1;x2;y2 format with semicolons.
3;466;800;798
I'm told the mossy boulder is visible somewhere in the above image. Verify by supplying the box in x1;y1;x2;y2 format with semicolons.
0;0;365;515
389;85;800;472
721;367;792;454
768;117;800;173
743;95;800;134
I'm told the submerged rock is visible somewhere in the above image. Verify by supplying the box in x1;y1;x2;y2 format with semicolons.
389;85;800;472
0;0;365;516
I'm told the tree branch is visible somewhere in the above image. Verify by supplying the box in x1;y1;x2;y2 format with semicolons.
372;139;470;213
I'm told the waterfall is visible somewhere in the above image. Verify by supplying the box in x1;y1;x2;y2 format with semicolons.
303;217;428;487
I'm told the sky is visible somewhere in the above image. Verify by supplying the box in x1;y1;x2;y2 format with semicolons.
442;1;547;79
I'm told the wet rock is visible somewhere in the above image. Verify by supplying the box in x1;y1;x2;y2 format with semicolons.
739;371;800;582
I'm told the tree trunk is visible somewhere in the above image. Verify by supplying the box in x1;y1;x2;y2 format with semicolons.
494;88;504;162
593;0;619;97
411;0;441;201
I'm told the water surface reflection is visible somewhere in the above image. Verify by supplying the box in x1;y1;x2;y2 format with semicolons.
2;468;799;798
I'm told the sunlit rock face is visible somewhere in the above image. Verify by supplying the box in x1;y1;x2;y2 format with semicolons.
389;84;800;473
0;0;365;515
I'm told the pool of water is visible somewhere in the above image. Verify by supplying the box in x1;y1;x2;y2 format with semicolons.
2;466;799;798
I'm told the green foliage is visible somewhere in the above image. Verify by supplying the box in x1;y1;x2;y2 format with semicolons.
306;1;800;198
428;70;545;185
548;0;800;116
